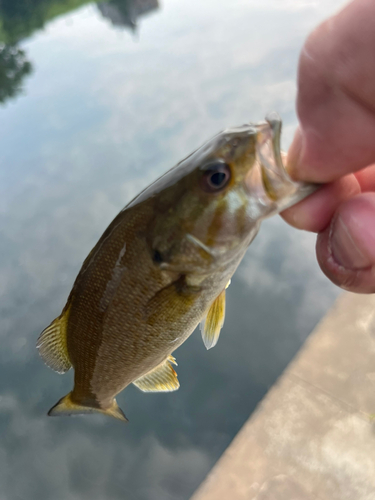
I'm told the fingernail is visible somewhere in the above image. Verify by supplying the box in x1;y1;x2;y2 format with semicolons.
286;127;304;180
329;215;372;270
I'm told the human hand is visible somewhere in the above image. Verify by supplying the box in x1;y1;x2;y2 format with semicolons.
282;0;375;293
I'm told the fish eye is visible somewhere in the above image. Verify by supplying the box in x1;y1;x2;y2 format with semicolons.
201;161;231;192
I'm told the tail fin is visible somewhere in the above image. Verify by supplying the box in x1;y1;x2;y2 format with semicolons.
48;393;128;422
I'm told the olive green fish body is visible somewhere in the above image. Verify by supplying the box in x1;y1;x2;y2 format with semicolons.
67;201;248;409
37;114;316;421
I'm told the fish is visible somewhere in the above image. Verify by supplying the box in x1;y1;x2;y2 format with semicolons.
37;113;316;422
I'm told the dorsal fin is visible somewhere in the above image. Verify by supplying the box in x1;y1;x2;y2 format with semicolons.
200;287;226;350
133;356;179;392
36;307;72;374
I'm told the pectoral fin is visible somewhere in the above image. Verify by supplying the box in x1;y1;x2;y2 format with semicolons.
133;356;179;392
145;276;200;326
200;288;226;350
36;307;72;374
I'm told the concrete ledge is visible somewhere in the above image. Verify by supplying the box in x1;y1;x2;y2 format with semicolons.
191;292;375;500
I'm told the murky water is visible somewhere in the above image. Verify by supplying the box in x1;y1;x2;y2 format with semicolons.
0;1;346;499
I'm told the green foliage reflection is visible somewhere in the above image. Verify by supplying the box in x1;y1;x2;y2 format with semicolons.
0;44;32;103
0;0;159;104
0;0;90;45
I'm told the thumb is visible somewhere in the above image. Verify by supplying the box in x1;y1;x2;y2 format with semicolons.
316;193;375;293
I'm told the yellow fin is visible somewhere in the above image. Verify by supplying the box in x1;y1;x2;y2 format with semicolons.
133;357;180;392
36;308;71;374
168;354;178;366
200;288;226;350
48;393;128;422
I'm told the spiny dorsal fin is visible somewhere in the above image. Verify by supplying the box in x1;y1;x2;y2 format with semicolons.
133;356;179;392
200;288;226;350
48;393;128;422
36;308;71;374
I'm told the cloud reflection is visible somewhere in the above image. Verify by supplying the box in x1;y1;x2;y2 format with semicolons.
0;0;345;499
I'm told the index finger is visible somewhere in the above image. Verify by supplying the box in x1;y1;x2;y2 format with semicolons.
288;0;375;183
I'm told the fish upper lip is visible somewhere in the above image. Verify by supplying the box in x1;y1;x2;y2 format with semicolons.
244;114;319;215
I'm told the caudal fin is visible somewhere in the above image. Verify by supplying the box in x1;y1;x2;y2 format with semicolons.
48;393;128;422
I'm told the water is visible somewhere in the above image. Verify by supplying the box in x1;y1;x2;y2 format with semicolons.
0;1;347;499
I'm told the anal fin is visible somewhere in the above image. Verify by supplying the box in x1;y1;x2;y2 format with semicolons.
48;392;128;422
133;357;179;392
200;287;226;350
36;307;72;374
167;354;177;366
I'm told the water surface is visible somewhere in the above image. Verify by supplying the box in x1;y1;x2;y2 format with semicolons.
0;1;346;499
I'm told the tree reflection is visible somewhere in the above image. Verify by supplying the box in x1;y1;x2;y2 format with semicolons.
0;0;91;45
0;0;160;104
97;0;159;30
0;0;92;104
0;44;32;103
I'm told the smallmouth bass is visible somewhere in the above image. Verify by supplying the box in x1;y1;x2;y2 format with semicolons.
37;114;316;422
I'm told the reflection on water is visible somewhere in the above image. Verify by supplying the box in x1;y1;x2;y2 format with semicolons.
0;0;87;104
98;0;159;30
0;44;32;103
0;0;75;44
0;0;346;499
0;0;158;104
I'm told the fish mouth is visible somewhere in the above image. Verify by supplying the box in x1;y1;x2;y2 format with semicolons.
244;112;318;215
